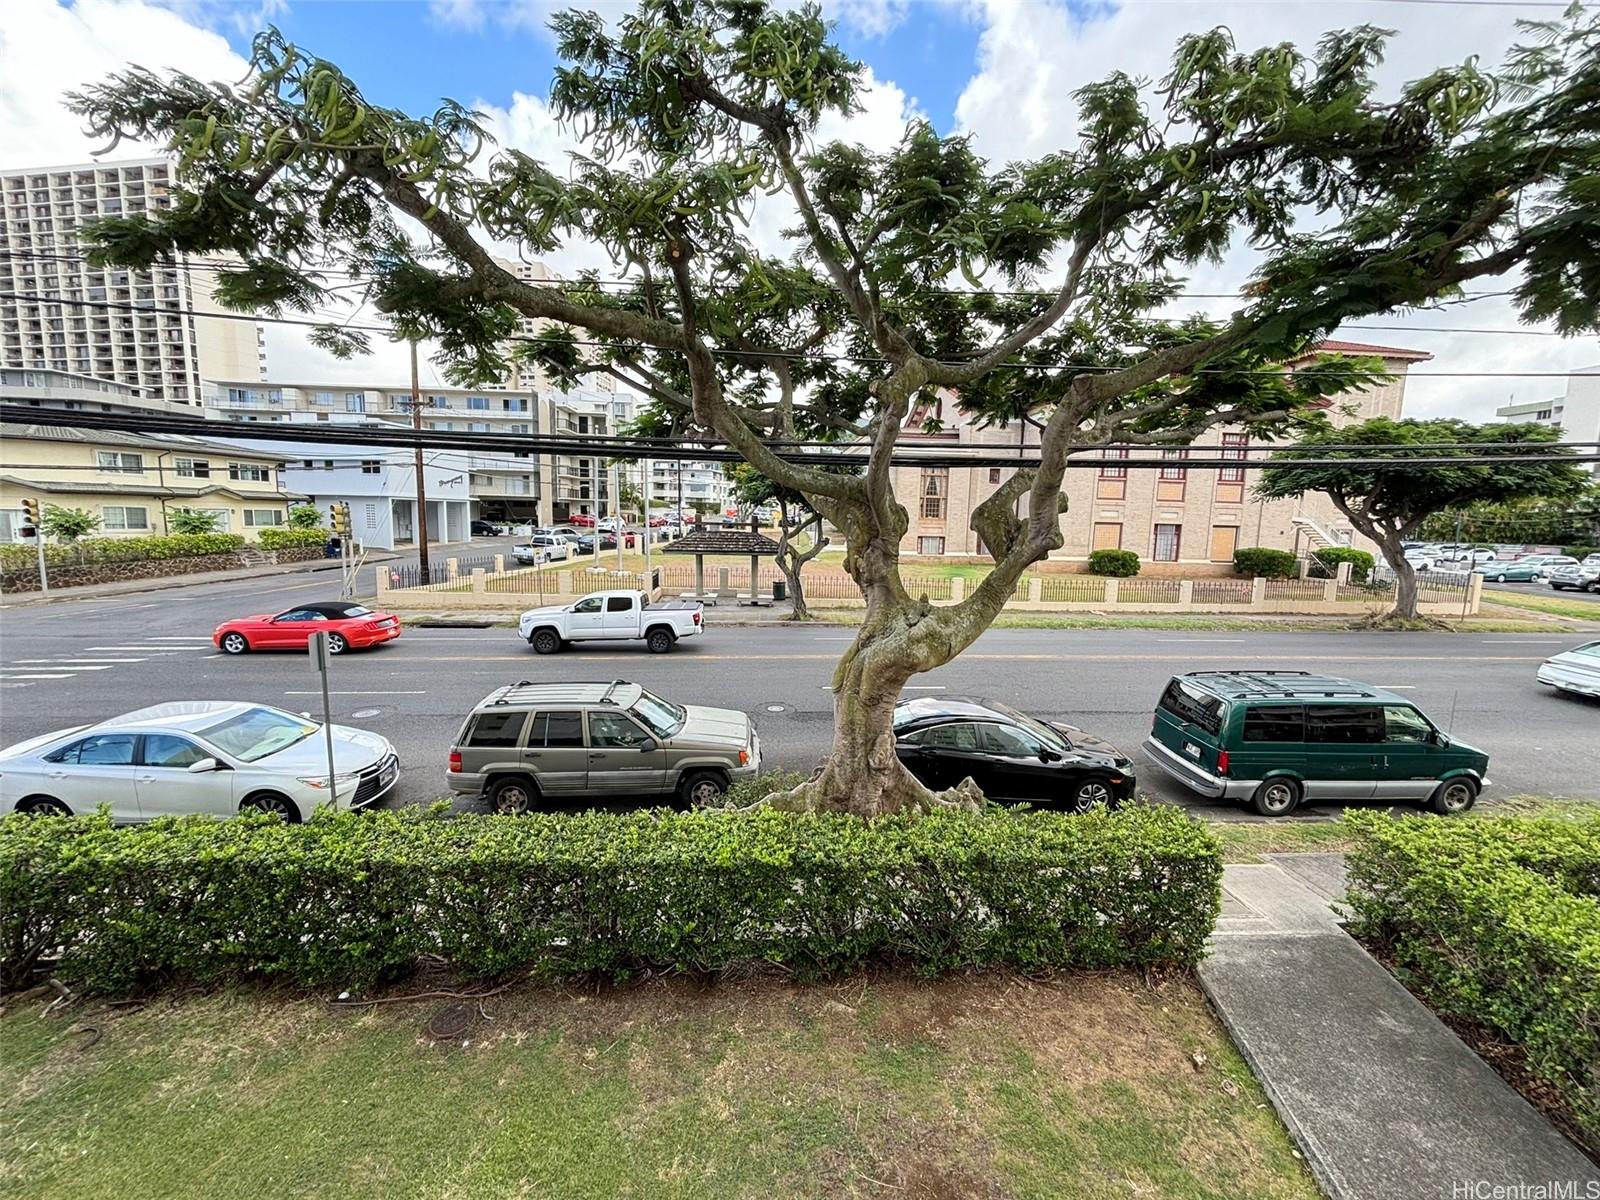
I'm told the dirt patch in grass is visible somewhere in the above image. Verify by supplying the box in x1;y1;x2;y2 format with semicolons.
1;970;1316;1200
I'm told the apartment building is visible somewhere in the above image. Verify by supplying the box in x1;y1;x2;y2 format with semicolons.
0;159;265;405
0;421;295;543
891;341;1431;569
201;378;634;525
1;366;182;418
648;458;730;516
1497;367;1600;478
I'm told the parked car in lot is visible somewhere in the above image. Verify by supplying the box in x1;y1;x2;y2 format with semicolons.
575;531;638;552
569;513;596;527
1143;670;1489;817
1;701;399;821
1548;562;1600;592
512;535;570;563
518;589;703;654
1538;640;1600;698
214;602;401;655
470;519;501;537
891;696;1134;811
446;681;759;812
1474;555;1577;583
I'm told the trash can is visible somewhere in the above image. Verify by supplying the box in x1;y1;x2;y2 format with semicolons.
325;537;342;558
772;579;787;602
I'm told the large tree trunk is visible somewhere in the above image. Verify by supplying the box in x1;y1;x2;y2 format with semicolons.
1371;529;1420;620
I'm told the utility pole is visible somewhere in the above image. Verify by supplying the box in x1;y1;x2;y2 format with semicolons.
410;340;430;585
615;460;625;570
642;457;652;585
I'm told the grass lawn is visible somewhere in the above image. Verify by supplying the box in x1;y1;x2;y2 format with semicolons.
1479;590;1600;623
816;611;1565;633
1;972;1316;1200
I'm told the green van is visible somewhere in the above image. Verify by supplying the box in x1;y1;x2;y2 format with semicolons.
1143;671;1490;817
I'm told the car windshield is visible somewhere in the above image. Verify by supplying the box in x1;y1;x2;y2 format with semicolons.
1574;642;1600;660
631;690;686;737
977;698;1071;751
200;706;318;762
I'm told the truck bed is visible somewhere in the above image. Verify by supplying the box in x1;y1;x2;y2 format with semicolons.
645;599;703;612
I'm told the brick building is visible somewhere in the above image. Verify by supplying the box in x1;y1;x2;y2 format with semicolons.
890;341;1430;571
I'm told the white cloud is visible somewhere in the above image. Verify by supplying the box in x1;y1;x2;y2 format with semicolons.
431;0;915;40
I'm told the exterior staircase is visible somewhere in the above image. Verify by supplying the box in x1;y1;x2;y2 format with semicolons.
236;549;272;567
1291;515;1341;551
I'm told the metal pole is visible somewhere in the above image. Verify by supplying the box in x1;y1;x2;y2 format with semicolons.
33;517;48;593
615;460;625;570
311;632;338;807
592;455;601;567
410;340;431;584
642;457;652;585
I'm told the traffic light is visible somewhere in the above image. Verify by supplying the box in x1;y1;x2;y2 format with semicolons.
330;502;351;536
18;497;40;537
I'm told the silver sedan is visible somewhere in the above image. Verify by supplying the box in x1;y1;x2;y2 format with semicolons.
0;701;398;822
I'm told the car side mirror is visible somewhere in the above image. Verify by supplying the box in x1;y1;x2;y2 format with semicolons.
1430;731;1449;747
637;740;656;752
1039;748;1060;763
187;757;221;773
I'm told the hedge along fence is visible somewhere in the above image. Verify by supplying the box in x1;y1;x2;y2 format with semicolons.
1344;812;1600;1153
255;526;330;550
0;806;1222;995
0;532;247;571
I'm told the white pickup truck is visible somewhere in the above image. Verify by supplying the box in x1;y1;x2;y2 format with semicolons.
518;589;704;654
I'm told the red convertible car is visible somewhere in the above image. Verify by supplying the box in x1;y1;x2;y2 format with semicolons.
213;602;402;655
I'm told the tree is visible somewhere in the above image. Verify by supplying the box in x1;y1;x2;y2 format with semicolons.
1257;420;1591;619
1417;485;1600;546
168;508;220;534
727;462;832;618
288;504;325;529
40;505;100;543
69;3;1600;813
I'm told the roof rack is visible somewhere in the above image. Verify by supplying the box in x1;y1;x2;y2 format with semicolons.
1232;687;1377;699
1186;670;1313;678
600;679;628;705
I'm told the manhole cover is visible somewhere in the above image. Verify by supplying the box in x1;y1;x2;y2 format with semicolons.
765;704;787;713
426;1003;472;1039
351;708;382;719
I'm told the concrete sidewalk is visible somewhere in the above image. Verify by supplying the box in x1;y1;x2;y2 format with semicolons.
0;552;397;606
1200;854;1598;1199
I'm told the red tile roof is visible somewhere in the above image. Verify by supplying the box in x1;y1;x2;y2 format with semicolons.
1311;339;1433;362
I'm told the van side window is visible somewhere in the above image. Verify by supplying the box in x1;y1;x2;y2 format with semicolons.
1243;706;1305;742
1157;679;1223;735
1305;705;1384;744
1383;706;1434;743
467;711;527;748
541;712;585;747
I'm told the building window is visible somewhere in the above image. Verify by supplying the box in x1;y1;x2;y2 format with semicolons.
102;505;149;530
1153;523;1182;562
987;467;1002;484
0;509;29;543
919;467;948;520
467;397;489;410
344;393;365;413
197;508;231;532
1092;522;1122;551
360;460;381;475
311;391;335;405
1158;448;1188;480
1156;449;1188;502
97;451;143;473
918;536;945;556
174;457;210;478
1209;525;1239;563
1219;433;1248;483
1096;447;1128;500
243;509;285;528
228;462;270;482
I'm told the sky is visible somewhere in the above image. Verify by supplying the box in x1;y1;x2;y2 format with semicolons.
1;0;1596;418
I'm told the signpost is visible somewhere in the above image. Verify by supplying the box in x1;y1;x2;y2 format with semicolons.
308;631;338;804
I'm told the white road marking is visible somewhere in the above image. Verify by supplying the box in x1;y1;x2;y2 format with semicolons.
1156;638;1246;643
5;664;117;672
0;673;73;680
1482;639;1572;643
282;690;429;696
13;658;147;664
901;685;947;690
1375;685;1417;689
144;636;217;642
83;646;178;652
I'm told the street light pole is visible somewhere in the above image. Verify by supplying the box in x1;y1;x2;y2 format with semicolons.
410;340;430;584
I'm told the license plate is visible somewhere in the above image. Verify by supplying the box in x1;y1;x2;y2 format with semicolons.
1183;741;1201;760
379;764;397;787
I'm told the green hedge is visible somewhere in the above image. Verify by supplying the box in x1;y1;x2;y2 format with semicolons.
0;806;1222;995
0;532;246;571
1565;545;1598;559
1232;547;1299;578
1087;548;1141;577
1345;812;1600;1152
1312;546;1375;583
255;526;329;550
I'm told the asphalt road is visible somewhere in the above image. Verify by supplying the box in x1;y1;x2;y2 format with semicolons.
2;570;1596;820
1483;578;1600;604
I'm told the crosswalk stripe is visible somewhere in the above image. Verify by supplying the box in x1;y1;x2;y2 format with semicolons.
0;673;73;680
14;658;147;664
1;664;116;672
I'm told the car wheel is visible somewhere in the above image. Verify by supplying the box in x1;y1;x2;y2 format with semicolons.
220;631;250;655
1069;778;1113;814
17;795;71;817
1531;572;1544;582
1250;778;1301;818
326;632;348;655
1429;777;1479;816
679;770;727;806
530;629;562;655
1494;573;1507;583
646;628;675;654
488;776;538;815
241;792;301;821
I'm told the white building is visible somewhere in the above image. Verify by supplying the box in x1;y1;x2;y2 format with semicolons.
647;458;730;516
1497;367;1600;478
0;159;265;405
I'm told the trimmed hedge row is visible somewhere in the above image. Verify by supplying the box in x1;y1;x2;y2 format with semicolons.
256;526;330;550
1312;546;1375;583
0;532;246;570
1345;812;1600;1152
1087;548;1141;577
0;806;1222;995
1232;547;1299;578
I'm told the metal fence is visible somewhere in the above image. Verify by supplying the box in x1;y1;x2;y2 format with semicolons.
1191;578;1257;605
1115;578;1183;604
1038;575;1109;603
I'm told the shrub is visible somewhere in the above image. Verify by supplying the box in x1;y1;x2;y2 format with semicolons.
0;533;245;572
1087;548;1140;577
40;505;100;542
1312;546;1376;583
288;504;325;529
1232;547;1299;578
256;526;329;550
1565;545;1597;559
1345;812;1600;1153
167;508;220;535
0;805;1223;995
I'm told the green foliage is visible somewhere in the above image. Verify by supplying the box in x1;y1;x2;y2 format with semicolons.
716;769;811;810
1232;547;1299;579
166;508;220;535
39;505;100;543
0;533;245;572
1565;545;1598;559
1418;490;1600;547
287;504;325;529
256;526;328;550
1087;549;1140;577
1312;546;1374;582
1345;812;1600;1153
0;805;1222;994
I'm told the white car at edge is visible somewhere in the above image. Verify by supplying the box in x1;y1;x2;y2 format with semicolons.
0;701;399;822
1538;640;1600;699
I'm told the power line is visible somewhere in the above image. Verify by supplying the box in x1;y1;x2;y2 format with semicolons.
2;291;1590;377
